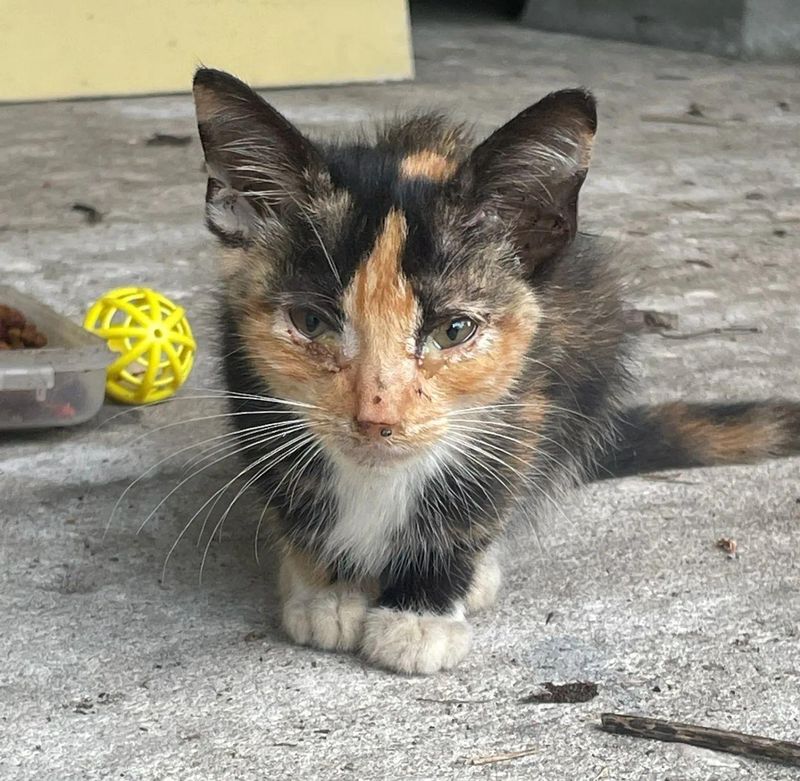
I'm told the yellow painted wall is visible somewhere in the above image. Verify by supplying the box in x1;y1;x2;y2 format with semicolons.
0;0;413;102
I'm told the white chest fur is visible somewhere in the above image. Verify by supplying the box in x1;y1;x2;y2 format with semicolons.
323;453;438;576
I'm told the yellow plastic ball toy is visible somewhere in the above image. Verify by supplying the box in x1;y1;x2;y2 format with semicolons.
84;287;196;404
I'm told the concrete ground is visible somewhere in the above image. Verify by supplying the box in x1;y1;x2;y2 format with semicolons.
1;7;799;779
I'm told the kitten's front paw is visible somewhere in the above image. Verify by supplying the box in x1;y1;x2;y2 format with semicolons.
361;607;472;674
283;585;369;652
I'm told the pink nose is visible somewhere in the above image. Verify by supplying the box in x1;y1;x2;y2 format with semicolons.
356;418;397;440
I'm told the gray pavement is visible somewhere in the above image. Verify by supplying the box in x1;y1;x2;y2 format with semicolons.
1;8;799;779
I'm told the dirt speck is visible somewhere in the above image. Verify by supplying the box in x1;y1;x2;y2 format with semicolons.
145;133;192;147
71;202;104;224
716;537;738;558
520;681;599;704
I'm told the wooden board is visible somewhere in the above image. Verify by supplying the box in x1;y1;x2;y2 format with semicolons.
0;0;413;102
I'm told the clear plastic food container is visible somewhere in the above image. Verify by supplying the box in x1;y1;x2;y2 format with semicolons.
0;285;113;430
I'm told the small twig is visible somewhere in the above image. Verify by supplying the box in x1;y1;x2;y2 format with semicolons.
71;202;104;224
656;325;760;341
145;132;192;146
600;713;800;767
624;308;678;333
640;113;722;127
639;474;698;485
468;746;539;766
685;258;713;268
520;681;598;704
415;696;493;705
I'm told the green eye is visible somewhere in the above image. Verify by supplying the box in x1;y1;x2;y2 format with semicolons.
288;307;329;339
430;316;478;350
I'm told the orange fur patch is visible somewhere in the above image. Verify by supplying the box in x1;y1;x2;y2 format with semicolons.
663;405;781;465
280;545;331;589
427;308;539;408
238;295;340;410
399;151;457;182
343;210;420;425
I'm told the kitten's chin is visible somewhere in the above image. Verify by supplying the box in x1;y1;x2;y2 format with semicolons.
331;440;429;471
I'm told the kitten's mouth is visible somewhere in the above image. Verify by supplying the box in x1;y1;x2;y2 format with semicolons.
333;434;424;468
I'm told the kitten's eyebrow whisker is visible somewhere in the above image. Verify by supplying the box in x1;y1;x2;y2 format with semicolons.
229;157;342;287
302;208;342;288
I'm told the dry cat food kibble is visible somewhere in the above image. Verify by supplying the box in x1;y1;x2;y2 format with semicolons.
0;303;48;349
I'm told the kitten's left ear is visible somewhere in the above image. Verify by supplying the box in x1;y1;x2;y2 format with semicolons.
459;89;597;268
192;67;324;245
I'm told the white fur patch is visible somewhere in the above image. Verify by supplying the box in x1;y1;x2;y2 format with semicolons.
280;557;372;652
361;605;473;674
206;189;258;238
465;548;502;613
282;585;370;652
205;162;261;240
322;450;443;576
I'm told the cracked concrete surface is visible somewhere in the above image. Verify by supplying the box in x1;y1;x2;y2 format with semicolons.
1;7;799;779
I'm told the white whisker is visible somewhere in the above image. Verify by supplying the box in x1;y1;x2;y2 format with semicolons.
197;432;317;582
160;429;316;583
140;425;309;538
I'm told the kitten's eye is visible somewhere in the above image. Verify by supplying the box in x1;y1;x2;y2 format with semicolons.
288;307;329;339
430;317;478;350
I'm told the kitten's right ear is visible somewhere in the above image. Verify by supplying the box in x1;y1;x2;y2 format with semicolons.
192;68;322;245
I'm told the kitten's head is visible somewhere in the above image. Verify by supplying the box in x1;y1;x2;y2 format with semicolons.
193;69;597;468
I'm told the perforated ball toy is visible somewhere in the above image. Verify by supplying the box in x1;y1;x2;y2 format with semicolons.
84;287;196;404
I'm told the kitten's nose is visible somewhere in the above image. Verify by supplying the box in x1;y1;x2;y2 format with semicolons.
355;418;398;440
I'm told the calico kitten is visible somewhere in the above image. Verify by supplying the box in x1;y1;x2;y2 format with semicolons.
192;68;800;674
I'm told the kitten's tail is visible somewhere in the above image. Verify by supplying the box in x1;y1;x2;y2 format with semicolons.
594;400;800;480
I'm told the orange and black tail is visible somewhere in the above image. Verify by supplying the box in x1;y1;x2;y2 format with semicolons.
595;401;800;480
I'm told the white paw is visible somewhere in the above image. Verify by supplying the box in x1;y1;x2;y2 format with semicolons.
465;550;502;613
361;606;473;674
283;585;369;652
